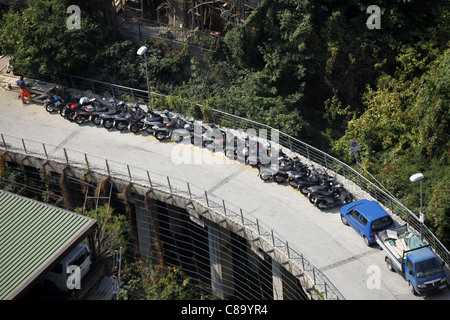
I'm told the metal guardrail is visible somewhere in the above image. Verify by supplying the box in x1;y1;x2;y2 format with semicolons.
209;109;450;267
0;132;344;300
18;72;450;281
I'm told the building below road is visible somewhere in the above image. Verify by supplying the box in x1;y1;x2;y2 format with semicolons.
0;190;97;300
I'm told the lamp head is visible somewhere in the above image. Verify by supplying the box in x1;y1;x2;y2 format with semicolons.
409;173;424;182
137;46;148;56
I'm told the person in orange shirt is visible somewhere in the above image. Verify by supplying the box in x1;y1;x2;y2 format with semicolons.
16;76;31;104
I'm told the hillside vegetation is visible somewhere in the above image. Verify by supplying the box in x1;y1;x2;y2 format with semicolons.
0;0;448;247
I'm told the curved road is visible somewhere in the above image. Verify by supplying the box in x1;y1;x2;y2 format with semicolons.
0;82;448;300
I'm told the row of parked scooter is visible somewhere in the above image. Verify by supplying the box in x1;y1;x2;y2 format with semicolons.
255;153;354;209
44;88;194;139
43;87;354;210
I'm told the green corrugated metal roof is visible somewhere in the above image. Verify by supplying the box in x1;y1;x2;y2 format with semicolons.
0;190;96;300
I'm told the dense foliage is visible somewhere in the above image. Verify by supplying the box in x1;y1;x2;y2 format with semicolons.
0;0;449;248
117;260;215;300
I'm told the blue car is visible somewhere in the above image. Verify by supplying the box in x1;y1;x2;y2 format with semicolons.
340;199;394;246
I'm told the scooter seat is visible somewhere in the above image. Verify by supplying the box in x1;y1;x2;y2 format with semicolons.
287;171;306;179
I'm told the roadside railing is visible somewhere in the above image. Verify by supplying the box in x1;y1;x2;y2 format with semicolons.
209;109;450;267
21;72;450;270
0;132;344;300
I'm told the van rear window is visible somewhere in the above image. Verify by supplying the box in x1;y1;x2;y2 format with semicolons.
371;216;393;232
70;248;89;267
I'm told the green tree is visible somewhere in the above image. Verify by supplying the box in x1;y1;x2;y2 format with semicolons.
76;204;130;259
332;48;449;247
0;0;101;75
117;259;215;300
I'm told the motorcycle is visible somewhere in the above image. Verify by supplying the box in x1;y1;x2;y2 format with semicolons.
256;162;289;184
306;179;339;204
246;140;273;166
309;183;353;209
256;153;310;184
153;115;191;141
128;109;165;134
88;99;115;125
113;105;145;131
282;155;311;176
73;99;106;125
224;135;249;163
100;101;127;129
62;97;97;122
113;108;134;131
189;122;226;151
287;166;333;195
44;88;74;114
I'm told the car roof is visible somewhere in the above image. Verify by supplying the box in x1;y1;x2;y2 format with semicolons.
59;243;88;264
408;247;438;263
347;200;391;221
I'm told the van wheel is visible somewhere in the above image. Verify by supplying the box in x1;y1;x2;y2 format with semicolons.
385;257;395;272
340;215;349;226
409;281;418;296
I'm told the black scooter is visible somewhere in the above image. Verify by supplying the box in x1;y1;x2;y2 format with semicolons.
256;163;288;184
62;97;97;122
309;184;353;209
89;101;114;125
153;115;189;141
288;167;333;195
189;122;226;151
73;100;107;125
113;109;134;131
100;102;127;129
128;110;165;134
44;88;74;114
307;180;339;204
224;135;249;163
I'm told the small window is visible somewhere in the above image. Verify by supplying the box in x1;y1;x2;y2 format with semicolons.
407;259;414;271
359;215;368;226
349;210;360;221
371;216;393;232
70;248;89;267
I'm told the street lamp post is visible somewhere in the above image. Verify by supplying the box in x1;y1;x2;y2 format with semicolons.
410;172;424;239
137;46;152;110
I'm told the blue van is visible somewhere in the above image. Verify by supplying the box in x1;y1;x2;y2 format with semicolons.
340;199;394;246
406;246;447;295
